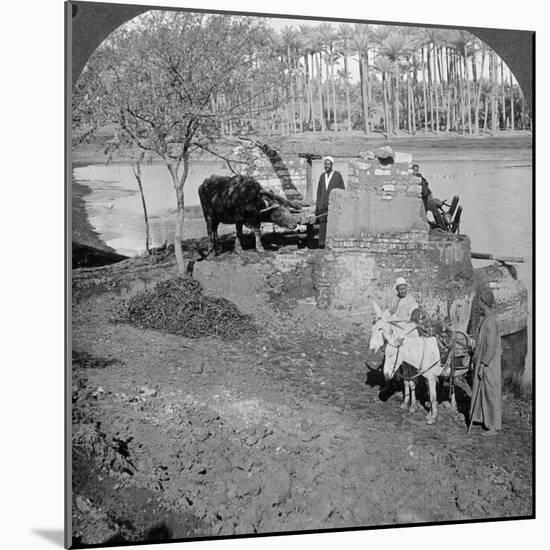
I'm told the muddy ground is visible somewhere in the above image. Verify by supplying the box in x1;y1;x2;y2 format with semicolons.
71;252;533;547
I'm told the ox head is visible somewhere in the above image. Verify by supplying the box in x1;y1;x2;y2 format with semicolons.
369;301;402;381
260;190;301;230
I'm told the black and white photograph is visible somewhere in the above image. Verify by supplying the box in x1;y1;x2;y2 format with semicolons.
66;0;534;547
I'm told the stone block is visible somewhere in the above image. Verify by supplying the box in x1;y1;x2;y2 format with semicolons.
326;188;428;240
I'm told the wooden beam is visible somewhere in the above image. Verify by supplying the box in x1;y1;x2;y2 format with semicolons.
471;252;524;263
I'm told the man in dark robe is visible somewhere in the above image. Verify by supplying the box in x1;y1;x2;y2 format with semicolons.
315;156;345;247
469;289;502;436
412;164;433;211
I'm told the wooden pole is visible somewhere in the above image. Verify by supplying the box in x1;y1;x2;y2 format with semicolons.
305;159;313;204
471;252;524;263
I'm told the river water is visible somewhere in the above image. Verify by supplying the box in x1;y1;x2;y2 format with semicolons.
73;147;532;284
73;146;533;373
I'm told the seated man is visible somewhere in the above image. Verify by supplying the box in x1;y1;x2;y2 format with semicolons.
390;277;418;324
412;164;432;211
412;164;445;229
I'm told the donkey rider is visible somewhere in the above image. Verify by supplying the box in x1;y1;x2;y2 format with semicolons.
389;278;418;325
390;278;432;339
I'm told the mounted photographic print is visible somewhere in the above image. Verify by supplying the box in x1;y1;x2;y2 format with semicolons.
66;0;534;547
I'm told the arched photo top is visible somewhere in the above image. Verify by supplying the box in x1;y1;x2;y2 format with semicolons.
68;2;533;110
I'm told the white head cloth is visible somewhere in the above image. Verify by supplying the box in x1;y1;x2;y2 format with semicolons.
395;277;409;287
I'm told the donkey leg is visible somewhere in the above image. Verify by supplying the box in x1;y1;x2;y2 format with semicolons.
426;377;438;424
450;383;457;410
401;381;410;409
408;380;417;413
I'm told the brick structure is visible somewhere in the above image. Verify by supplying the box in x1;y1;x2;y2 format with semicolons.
314;156;476;331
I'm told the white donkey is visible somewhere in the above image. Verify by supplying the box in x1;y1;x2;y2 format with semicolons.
368;302;443;425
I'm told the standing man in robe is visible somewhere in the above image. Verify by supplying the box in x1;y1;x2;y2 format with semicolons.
469;289;502;436
315;156;345;247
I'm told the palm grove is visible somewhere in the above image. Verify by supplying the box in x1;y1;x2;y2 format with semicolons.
258;23;529;136
73;12;530;272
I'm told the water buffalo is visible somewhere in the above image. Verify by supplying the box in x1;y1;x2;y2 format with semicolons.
198;175;301;255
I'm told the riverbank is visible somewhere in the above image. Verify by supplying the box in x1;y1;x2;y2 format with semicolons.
72;179;119;253
71;130;532;256
72;129;533;166
71;255;532;545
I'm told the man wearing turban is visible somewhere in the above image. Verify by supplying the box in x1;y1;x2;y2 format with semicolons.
469;289;502;436
315;156;345;247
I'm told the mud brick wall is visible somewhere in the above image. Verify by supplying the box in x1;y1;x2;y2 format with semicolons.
327;188;427;237
194;250;316;314
314;231;475;332
472;264;529;336
315;156;476;330
329;157;427;239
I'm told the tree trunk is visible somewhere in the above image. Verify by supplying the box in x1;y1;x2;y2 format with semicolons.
510;71;515;131
331;50;338;132
167;155;189;275
474;45;486;134
394;73;400;133
500;58;506;129
407;77;412;133
287;45;297;134
315;53;325;132
344;54;352;131
427;47;434;133
304;54;313;130
464;44;472;134
382;75;389;133
363;56;369;134
411;78;417;135
358;53;368;134
459;58;465;135
434;80;439;135
491;53;498;134
446;88;451;132
132;151;150;254
422;56;428;133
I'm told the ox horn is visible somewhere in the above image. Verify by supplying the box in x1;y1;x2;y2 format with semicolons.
259;204;278;214
260;188;302;210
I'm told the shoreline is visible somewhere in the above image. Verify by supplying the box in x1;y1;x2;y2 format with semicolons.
72;130;532;166
71;131;533;256
72;178;118;253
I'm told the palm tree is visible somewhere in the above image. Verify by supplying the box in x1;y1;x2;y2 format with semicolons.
280;26;301;133
472;38;486;134
336;24;354;131
318;23;338;131
450;30;475;134
352;23;374;134
374;54;395;133
379;30;414;132
306;26;326;132
298;25;317;131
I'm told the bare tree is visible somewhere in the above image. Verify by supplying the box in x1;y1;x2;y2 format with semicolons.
88;11;281;273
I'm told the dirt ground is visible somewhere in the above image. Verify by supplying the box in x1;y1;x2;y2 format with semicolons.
71;258;533;547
